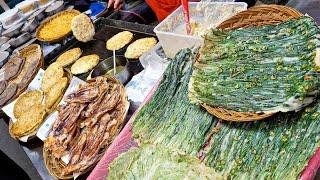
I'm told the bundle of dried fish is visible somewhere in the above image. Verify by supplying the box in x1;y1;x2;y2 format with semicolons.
44;76;129;178
0;44;43;107
189;16;320;114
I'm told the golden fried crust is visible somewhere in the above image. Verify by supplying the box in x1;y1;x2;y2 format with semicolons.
11;104;46;137
125;37;157;59
71;13;95;42
56;48;82;67
106;31;133;51
42;63;64;93
14;90;43;119
45;77;68;112
71;54;100;75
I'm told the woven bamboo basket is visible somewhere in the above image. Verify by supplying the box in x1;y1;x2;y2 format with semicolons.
43;76;130;179
198;5;303;122
36;9;81;43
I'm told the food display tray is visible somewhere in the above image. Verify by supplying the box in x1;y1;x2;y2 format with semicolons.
46;18;157;81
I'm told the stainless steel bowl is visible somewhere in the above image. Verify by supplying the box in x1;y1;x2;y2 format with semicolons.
28;7;46;21
0;51;10;68
0;43;12;53
13;38;37;54
21;18;39;33
91;55;131;84
1;22;24;38
45;1;64;16
0;36;9;46
10;32;32;48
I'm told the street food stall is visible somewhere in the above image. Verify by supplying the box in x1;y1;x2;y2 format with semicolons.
0;0;320;179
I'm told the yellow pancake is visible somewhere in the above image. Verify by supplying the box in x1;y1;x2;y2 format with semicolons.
71;13;95;42
125;37;157;59
13;90;43;119
11;104;46;137
45;77;68;112
106;31;133;51
71;54;99;75
56;48;82;67
41;62;64;93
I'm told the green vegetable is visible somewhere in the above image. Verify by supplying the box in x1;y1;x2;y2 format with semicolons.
108;144;222;180
132;49;218;156
205;103;320;179
189;16;320;113
118;47;320;179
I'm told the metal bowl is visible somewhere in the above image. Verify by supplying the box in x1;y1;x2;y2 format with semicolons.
91;55;131;84
45;0;64;16
21;18;39;33
0;43;12;53
13;38;37;54
0;36;9;46
0;51;10;68
28;7;46;21
1;22;24;38
10;32;32;48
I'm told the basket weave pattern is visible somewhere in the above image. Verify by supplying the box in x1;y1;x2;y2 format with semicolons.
199;5;303;121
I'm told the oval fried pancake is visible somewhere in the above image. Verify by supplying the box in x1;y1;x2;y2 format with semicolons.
3;56;25;81
0;81;7;95
42;63;64;93
45;77;68;112
106;31;133;51
11;104;45;137
125;37;157;59
71;54;99;75
0;83;17;106
71;14;95;42
14;90;43;119
56;48;82;67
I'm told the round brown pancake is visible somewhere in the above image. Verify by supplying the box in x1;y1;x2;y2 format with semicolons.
0;81;7;95
3;56;25;81
0;83;18;106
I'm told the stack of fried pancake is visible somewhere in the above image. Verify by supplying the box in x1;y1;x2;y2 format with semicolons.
41;62;70;113
10;90;45;138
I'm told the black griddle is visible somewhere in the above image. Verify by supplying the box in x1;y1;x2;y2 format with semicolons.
46;18;157;81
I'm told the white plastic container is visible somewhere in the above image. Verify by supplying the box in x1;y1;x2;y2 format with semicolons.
154;2;247;58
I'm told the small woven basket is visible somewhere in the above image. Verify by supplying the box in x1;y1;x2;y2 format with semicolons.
199;5;303;122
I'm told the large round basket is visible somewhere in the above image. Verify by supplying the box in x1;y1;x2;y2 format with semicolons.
199;5;303;122
43;76;130;179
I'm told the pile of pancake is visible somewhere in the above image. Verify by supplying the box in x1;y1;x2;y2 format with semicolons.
10;62;71;139
0;44;43;107
41;62;71;113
